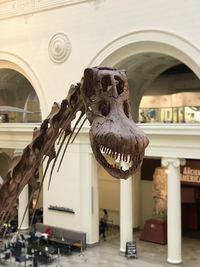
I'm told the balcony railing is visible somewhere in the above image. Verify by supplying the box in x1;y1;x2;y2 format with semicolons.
0;122;200;159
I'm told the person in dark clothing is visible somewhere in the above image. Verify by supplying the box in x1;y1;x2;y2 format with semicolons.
99;219;106;241
103;209;108;230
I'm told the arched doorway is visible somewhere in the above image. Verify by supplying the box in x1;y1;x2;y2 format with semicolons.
0;66;44;231
89;29;200;120
90;30;200;264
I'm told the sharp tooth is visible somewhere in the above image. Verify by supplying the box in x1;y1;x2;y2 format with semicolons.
125;154;128;162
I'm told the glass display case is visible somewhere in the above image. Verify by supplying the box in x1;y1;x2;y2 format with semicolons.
139;92;200;123
139;106;200;123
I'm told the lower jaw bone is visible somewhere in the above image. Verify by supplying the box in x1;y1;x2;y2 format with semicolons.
114;159;131;171
102;151;132;172
120;162;130;171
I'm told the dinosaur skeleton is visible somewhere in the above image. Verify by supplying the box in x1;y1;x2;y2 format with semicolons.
0;67;149;228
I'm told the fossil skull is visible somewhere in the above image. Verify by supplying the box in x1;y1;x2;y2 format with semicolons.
81;67;149;179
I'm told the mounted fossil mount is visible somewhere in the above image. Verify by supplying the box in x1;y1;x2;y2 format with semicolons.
0;67;149;227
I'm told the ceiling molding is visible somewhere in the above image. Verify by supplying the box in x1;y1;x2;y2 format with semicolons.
0;0;94;20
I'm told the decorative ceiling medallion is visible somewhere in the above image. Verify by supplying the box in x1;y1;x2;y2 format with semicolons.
48;33;71;64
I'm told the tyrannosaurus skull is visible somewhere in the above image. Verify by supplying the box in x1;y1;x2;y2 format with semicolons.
81;67;149;179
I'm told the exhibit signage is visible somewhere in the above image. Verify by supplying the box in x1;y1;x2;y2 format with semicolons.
181;167;200;183
125;241;137;258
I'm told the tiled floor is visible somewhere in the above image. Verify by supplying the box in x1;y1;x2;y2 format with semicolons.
2;230;200;266
48;230;200;267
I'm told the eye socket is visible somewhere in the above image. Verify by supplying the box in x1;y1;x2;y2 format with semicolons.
101;75;112;92
114;76;124;95
99;100;110;116
70;93;78;108
123;100;130;118
83;68;96;98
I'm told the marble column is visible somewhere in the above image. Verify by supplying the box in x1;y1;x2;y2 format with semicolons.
80;144;99;245
120;162;133;253
162;158;185;266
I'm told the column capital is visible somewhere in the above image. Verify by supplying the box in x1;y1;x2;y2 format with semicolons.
162;158;186;168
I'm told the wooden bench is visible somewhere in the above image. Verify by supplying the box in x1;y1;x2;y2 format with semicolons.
71;240;84;252
34;223;86;251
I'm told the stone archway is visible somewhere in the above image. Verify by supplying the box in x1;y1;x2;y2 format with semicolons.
90;29;200;265
0;68;41;123
0;52;48;117
89;29;200;77
89;30;200;121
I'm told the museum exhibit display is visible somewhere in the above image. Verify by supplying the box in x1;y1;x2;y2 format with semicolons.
140;167;168;244
139;92;200;123
0;67;149;228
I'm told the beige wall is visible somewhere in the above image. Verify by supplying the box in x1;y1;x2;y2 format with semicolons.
98;164;120;225
44;143;82;230
0;0;200;118
99;165;146;229
1;0;200;243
